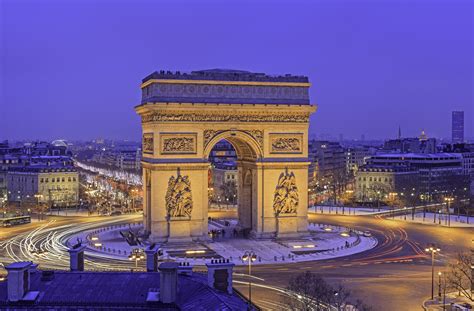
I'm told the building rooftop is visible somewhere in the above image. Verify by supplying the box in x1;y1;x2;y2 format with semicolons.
142;68;309;83
7;165;77;173
372;153;462;160
0;271;246;310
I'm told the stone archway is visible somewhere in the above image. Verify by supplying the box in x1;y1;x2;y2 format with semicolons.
204;131;261;235
136;69;316;242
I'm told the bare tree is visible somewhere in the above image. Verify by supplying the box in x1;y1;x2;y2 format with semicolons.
331;284;351;310
220;180;237;205
354;299;373;311
285;271;364;311
285;271;333;311
447;252;473;301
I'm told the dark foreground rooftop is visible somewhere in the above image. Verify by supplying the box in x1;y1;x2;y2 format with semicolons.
0;270;246;310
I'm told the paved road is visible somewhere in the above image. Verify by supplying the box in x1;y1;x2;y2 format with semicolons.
0;212;472;310
233;213;473;311
0;214;142;271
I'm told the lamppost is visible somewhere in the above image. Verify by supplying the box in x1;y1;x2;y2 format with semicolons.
34;194;43;220
130;188;138;213
128;248;145;269
242;250;257;310
444;197;453;227
437;271;444;303
425;245;441;300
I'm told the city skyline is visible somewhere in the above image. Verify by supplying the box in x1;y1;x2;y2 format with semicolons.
1;0;473;141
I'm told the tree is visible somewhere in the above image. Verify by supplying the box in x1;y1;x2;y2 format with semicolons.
285;271;364;311
367;182;390;210
285;271;333;311
328;169;349;205
447;252;473;301
220;180;237;205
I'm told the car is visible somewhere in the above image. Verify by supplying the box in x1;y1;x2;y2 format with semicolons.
363;231;372;237
110;211;122;216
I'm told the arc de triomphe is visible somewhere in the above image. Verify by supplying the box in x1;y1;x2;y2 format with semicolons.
135;69;316;242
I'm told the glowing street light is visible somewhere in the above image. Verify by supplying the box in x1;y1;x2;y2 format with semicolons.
425;245;441;300
128;248;145;269
444;197;454;227
242;250;257;310
438;271;442;298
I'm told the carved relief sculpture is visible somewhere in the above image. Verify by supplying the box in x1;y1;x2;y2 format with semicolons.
163;137;194;152
142;133;154;154
143;112;310;124
247;130;264;149
160;133;197;154
273;171;299;215
203;129;220;147
270;133;303;153
166;173;193;218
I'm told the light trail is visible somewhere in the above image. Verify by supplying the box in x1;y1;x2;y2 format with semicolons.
0;216;142;271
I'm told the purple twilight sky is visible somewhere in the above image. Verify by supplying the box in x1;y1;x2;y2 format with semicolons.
1;0;473;142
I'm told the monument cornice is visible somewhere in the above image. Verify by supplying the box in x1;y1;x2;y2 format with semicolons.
141;79;311;89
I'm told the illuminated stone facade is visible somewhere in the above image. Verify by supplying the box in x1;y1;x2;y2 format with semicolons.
136;69;316;242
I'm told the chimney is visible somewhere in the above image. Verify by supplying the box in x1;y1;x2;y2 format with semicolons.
5;262;32;302
145;244;161;272
68;243;86;271
205;259;235;294
158;262;178;304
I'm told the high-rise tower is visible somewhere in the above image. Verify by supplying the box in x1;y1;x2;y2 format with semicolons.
452;111;464;143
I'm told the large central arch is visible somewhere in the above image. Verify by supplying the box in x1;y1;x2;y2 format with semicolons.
136;69;316;242
205;131;261;234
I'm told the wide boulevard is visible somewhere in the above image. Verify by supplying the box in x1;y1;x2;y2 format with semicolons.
0;212;472;311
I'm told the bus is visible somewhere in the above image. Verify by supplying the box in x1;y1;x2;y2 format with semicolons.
0;216;31;227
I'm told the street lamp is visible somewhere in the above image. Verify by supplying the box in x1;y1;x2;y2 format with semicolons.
444;197;453;227
242;250;257;310
438;271;442;298
34;194;43;220
128;248;145;269
425;245;441;300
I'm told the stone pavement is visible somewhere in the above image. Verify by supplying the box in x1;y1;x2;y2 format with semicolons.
70;220;378;266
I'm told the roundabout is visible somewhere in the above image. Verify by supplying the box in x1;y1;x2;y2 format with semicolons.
69;217;378;267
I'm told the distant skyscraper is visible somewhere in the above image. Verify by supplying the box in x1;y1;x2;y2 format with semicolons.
452;111;464;143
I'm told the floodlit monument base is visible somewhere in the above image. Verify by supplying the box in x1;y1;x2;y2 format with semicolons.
167;217;193;243
136;69;316;243
276;214;304;239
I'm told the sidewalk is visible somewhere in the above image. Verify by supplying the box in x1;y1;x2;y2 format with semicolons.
309;205;390;216
390;212;474;228
423;293;473;310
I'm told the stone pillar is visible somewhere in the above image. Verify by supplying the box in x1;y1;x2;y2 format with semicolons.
145;244;161;272
158;262;178;304
5;262;32;302
67;244;86;271
205;259;235;294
